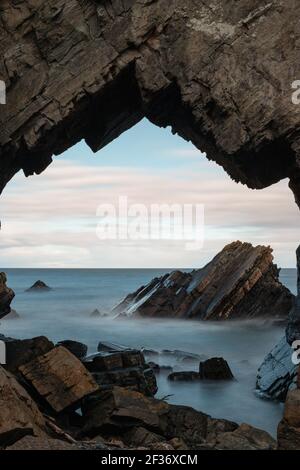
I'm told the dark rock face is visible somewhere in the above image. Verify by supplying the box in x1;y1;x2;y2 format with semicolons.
113;242;294;320
26;280;51;292
0;273;15;319
1;1;300;207
286;245;300;344
83;349;157;397
4;336;54;374
57;340;88;360
199;358;234;380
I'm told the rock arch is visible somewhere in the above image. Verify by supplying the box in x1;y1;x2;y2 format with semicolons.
0;0;300;206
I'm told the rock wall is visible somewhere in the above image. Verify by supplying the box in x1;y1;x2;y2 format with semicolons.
0;272;15;319
1;1;300;207
113;241;294;320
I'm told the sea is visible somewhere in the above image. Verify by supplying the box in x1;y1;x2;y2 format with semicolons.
0;268;297;436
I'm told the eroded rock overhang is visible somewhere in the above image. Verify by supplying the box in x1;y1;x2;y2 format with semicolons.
0;0;300;205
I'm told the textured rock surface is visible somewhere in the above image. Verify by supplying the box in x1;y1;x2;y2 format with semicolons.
113;242;294;320
19;346;99;412
1;1;300;206
286;245;300;344
0;272;15;319
278;389;300;449
57;340;88;359
81;386;275;450
0;366;46;447
256;336;297;401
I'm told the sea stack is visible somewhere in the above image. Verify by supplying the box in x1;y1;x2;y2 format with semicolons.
26;281;51;292
0;272;15;319
112;241;294;320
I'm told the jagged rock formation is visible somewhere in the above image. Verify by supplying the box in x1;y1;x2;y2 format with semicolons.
113;241;294;320
0;272;15;319
26;280;51;292
256;336;297;401
1;1;300;207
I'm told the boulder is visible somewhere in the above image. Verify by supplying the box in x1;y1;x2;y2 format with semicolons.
57;340;88;360
206;423;276;450
84;351;157;396
168;372;200;382
81;386;208;446
26;280;51;292
19;346;99;413
256;336;297;401
0;272;15;319
4;336;54;374
278;389;300;450
112;242;294;320
199;358;234;380
0;366;46;447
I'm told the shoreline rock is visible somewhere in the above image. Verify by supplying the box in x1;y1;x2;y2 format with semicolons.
0;273;15;320
112;242;294;320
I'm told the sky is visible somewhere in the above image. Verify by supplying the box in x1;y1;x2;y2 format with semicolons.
1;118;299;268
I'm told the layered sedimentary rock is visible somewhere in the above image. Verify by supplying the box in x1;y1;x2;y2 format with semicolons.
1;1;300;208
113;242;294;320
0;272;15;319
256;336;297;401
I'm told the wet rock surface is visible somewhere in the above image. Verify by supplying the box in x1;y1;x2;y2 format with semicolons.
0;273;15;319
113;242;294;320
256;336;297;401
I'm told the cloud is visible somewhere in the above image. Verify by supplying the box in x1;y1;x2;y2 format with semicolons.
0;154;299;268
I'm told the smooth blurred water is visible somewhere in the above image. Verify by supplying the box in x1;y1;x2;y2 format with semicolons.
0;268;297;436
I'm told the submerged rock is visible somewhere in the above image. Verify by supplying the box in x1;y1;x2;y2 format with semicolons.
0;272;15;319
256;336;297;401
199;358;234;380
26;280;51;292
112;242;294;320
168;371;201;382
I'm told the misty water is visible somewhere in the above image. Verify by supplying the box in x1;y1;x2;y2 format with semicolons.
0;268;297;436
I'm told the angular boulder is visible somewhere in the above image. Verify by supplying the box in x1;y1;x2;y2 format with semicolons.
113;242;294;320
19;346;99;413
0;272;15;319
199;358;234;380
0;366;46;447
4;336;54;374
206;423;276;450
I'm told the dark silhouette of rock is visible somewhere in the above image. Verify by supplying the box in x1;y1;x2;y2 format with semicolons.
0;272;15;320
2;309;20;320
113;242;294;320
90;309;102;318
4;336;54;374
26;280;51;292
168;372;201;382
57;340;88;360
199;358;234;380
286;245;300;344
1;1;300;210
